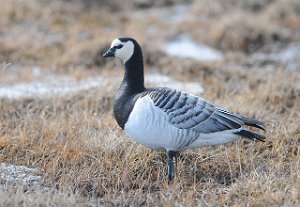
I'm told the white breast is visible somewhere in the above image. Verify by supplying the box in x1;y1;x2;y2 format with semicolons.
125;95;189;151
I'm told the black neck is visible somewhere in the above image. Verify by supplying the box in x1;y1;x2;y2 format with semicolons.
121;46;145;94
113;43;145;129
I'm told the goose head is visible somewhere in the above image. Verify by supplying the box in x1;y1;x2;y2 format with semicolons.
103;37;136;63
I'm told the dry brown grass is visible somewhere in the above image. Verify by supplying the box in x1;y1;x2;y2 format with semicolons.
1;65;299;206
1;0;300;206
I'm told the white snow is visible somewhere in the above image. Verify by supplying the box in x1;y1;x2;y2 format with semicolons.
165;36;223;61
0;76;105;99
0;70;204;99
147;73;204;94
250;43;300;70
0;163;42;186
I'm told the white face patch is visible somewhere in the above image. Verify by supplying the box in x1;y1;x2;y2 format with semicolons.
111;39;134;63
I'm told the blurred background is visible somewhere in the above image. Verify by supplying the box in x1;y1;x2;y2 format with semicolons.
0;0;299;98
1;1;300;206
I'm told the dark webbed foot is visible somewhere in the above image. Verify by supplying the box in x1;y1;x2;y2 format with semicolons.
167;150;178;183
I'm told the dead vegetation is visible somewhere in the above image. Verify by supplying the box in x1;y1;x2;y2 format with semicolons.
0;0;300;206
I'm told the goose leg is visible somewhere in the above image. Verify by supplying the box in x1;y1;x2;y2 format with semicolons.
167;150;178;183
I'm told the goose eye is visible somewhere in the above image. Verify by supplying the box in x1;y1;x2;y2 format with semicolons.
114;44;124;49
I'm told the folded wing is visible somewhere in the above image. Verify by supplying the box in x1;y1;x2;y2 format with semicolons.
147;87;265;141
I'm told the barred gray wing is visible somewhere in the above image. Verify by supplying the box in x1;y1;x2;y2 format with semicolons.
147;88;243;133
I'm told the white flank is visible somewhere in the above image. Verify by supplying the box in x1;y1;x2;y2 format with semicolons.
124;95;240;151
186;130;240;149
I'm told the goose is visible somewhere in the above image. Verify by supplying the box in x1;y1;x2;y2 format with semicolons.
103;37;265;182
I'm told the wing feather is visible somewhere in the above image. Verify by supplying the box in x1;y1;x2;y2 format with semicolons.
147;87;243;134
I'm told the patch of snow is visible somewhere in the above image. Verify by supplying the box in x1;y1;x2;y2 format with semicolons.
0;163;43;188
250;43;300;70
0;70;204;99
165;36;223;62
0;76;106;99
32;66;42;77
146;73;204;94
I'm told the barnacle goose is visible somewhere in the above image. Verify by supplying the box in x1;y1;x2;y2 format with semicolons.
103;37;266;182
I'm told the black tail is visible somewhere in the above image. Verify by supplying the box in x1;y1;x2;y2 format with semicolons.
234;129;266;142
235;116;266;142
240;116;265;131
